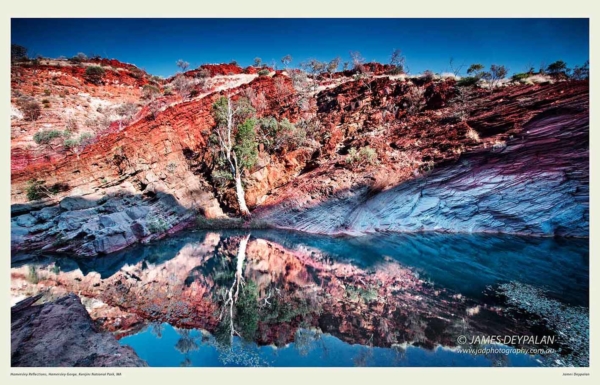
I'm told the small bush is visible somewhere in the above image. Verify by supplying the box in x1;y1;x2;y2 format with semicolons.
258;69;270;76
33;129;63;145
84;66;105;85
63;138;79;149
43;89;51;96
147;216;169;234
27;266;39;284
26;179;54;201
50;264;60;275
163;87;173;96
511;73;530;82
457;76;479;87
166;162;177;173
211;169;233;187
346;146;377;166
21;100;41;121
142;84;160;99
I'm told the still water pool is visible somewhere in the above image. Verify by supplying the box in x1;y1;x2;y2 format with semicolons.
13;229;589;367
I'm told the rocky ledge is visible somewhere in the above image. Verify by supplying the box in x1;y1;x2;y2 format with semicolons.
11;293;147;367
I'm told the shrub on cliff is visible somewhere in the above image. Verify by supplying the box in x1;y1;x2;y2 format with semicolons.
546;60;569;79
11;44;28;63
457;76;479;87
346;146;377;167
171;74;194;100
25;179;55;201
84;66;105;85
571;61;589;80
142;84;160;100
466;63;485;79
20;100;41;121
257;69;270;76
69;52;88;64
33;129;63;145
389;49;406;74
147;216;169;234
258;117;306;152
511;73;530;82
481;64;508;91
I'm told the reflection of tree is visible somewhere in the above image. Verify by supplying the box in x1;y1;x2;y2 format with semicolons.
353;347;374;367
294;328;322;357
406;313;428;344
175;329;199;355
175;328;200;367
150;322;164;339
217;234;254;345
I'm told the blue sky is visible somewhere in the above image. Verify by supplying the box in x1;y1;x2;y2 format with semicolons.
11;18;589;78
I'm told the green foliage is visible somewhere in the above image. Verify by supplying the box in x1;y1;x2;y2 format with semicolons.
211;169;233;187
466;63;485;78
346;284;378;303
11;44;28;62
457;76;479;87
63;138;80;149
346;146;377;166
257;117;306;152
25;179;61;201
84;66;105;84
50;264;60;275
234;118;258;170
63;132;94;150
546;60;568;76
261;294;313;324
27;266;39;284
257;69;270;76
43;89;51;96
33;129;63;145
511;73;530;82
21;100;41;121
235;280;259;340
142;84;160;99
147;216;169;234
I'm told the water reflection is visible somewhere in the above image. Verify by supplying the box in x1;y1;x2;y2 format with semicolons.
10;230;589;367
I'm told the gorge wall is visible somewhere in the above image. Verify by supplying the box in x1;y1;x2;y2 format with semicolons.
10;60;590;257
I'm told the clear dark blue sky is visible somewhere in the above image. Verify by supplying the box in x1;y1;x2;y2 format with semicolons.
12;18;589;78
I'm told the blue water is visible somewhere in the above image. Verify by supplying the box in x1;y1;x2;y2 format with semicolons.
16;229;588;367
120;323;542;367
47;229;588;306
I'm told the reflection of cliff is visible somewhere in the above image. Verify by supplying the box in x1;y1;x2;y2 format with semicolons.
10;233;564;354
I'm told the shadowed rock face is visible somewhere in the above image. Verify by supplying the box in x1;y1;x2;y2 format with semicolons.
11;293;147;367
254;83;589;237
256;108;589;237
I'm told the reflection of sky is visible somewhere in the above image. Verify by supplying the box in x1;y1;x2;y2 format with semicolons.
120;323;542;367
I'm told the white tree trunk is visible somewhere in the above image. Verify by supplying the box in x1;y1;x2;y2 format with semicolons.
235;173;250;217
